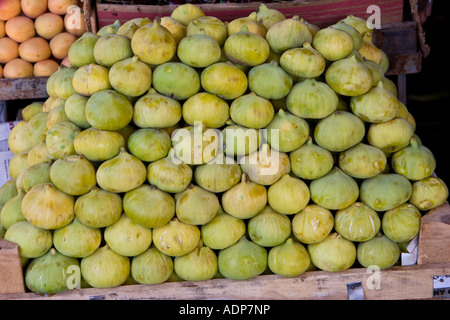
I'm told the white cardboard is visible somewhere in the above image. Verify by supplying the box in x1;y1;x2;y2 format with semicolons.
401;235;419;266
0;150;14;187
0;120;20;152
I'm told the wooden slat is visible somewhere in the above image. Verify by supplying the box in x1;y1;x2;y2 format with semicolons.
418;202;450;265
1;262;449;300
0;239;25;294
0;77;49;101
96;0;404;28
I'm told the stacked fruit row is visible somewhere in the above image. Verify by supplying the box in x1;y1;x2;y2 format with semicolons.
0;0;86;79
0;3;448;295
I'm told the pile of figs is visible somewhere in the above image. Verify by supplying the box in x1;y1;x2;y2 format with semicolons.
0;3;448;294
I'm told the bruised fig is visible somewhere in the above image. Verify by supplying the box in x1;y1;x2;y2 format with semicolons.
292;204;334;244
308;232;356;272
367;117;414;154
334;202;381;242
218;236;267;280
45;121;81;160
221;173;267;219
360;173;412;212
131;246;173;285
268;238;310;277
339;143;387;179
152;218;200;257
325;55;373;96
409;176;449;211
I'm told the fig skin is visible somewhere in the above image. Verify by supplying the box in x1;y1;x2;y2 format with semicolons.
218;236;267;280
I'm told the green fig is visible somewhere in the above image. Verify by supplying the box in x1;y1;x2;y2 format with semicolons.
25;248;80;294
218;236;267;280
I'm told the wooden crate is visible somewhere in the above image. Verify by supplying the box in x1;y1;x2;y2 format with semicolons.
96;0;404;28
1;202;449;300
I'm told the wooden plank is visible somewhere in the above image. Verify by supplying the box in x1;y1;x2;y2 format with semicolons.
0;239;25;294
418;202;450;265
1;262;449;300
0;77;49;101
96;0;404;28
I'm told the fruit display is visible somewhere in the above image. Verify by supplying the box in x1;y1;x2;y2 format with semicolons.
0;3;449;295
0;0;86;79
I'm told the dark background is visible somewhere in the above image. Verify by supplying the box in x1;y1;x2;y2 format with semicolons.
405;0;450;186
